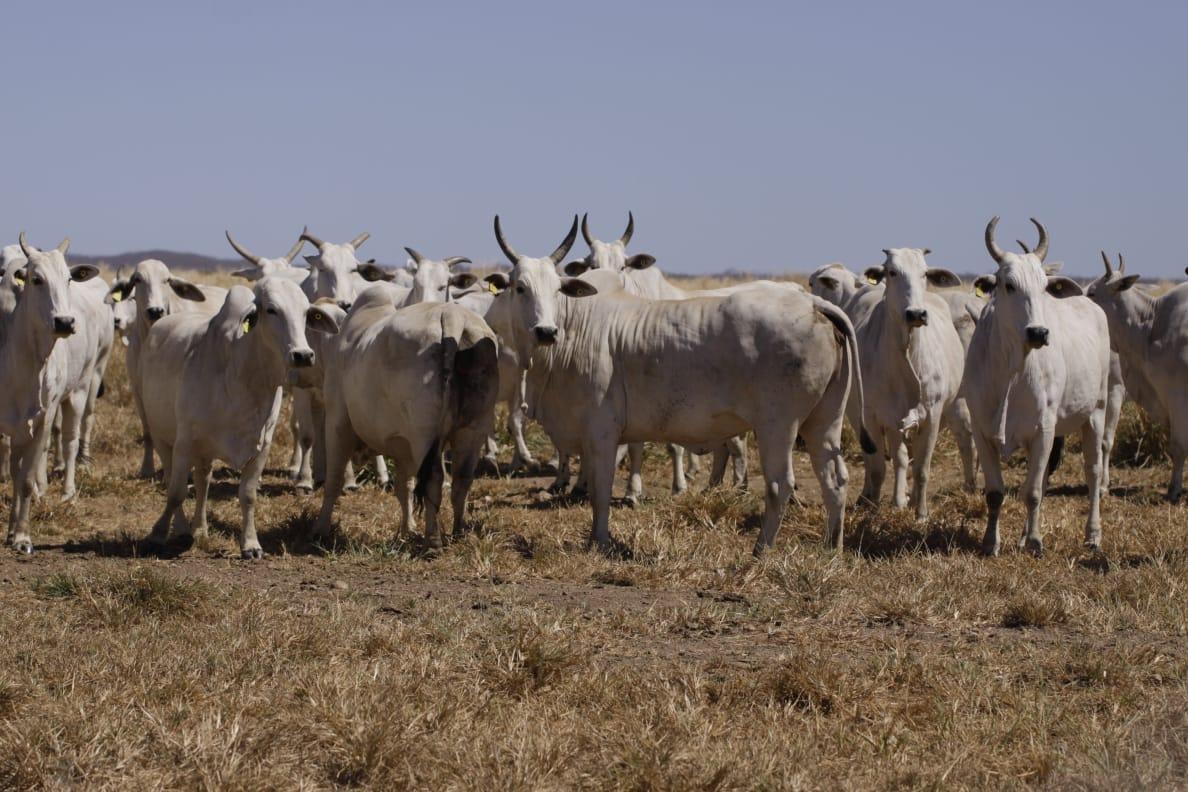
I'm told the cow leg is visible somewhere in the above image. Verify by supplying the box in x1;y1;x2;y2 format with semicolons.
0;434;9;484
890;433;910;509
237;450;270;560
729;435;749;489
508;400;533;473
626;443;645;505
570;455;590;500
1081;413;1105;550
1019;433;1054;556
58;390;87;502
909;414;943;520
483;435;501;472
586;433;619;551
450;429;486;538
132;385;156;479
374;455;390;488
945;398;978;493
286;401;303;477
9;427;49;554
294;389;316;492
1102;371;1125;493
669;443;688;495
79;370;103;467
343;459;359;492
973;432;1006;556
148;444;191;549
419;445;447;550
707;445;728;489
753;428;797;553
1167;413;1188;503
859;431;886;507
190;457;213;541
313;402;357;541
51;407;64;474
391;473;415;538
548;454;572;494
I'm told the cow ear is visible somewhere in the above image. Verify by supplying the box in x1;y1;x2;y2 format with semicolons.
484;273;510;293
358;262;395;282
241;306;258;335
625;253;656;271
449;273;477;291
1115;274;1141;292
863;266;885;285
232;268;262;281
69;264;99;283
168;277;206;302
107;279;131;302
925;268;962;289
12;267;26;286
559;277;598;298
306;305;341;335
564;260;592;277
1046;276;1084;298
304;254;324;270
973;274;996;297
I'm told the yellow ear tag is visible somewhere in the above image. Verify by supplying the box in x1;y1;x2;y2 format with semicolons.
13;273;25;286
487;280;498;294
242;319;252;334
975;285;985;297
112;292;122;302
866;276;879;285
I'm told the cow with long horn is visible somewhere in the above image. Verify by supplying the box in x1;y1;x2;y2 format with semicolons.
962;217;1110;556
227;229;308;282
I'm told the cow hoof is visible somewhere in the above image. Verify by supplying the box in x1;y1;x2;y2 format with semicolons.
343;482;359;493
11;540;33;555
60;489;77;504
240;547;265;561
295;483;313;495
980;542;1000;558
1022;538;1044;558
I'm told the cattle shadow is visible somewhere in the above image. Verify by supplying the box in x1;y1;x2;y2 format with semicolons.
844;507;984;559
57;531;149;559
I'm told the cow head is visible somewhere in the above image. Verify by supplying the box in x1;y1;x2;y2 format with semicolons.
982;217;1082;351
227;229;308;282
494;215;597;353
562;213;656;277
237;277;340;370
299;229;392;311
104;270;138;334
864;249;959;329
14;233;97;340
404;247;476;304
109;258;206;326
0;244;28;324
808;263;862;307
1086;251;1143;332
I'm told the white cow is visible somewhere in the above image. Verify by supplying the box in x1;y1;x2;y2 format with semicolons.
811;262;982;491
109;259;227;478
140;277;340;558
963;218;1109;556
1087;252;1188;500
0;245;27;484
0;234;109;554
104;266;138;345
313;290;500;548
492;216;873;553
854;249;965;518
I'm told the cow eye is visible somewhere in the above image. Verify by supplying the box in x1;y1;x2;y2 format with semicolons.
31;275;45;286
1004;283;1016;294
266;307;277;315
886;270;897;278
515;285;525;294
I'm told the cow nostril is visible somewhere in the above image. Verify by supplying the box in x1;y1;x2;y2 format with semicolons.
291;350;315;368
1026;326;1050;347
146;307;165;321
534;326;558;345
337;301;352;312
53;317;76;336
905;309;928;326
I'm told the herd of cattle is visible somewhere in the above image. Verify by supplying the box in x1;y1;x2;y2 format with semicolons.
1;215;1186;560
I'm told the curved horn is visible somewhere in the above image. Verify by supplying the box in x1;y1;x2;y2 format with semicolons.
494;216;519;265
403;246;425;265
300;229;326;249
581;213;594;247
443;256;471;268
619;211;634;246
1118;252;1126;274
984;216;1006;265
548;215;580;265
284;227;308;263
1016;240;1031;254
1030;217;1049;262
225;230;261;266
18;231;35;259
349;232;370;249
1100;250;1113;276
56;237;70;255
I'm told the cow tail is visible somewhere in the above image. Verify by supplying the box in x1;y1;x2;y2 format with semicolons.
812;297;877;454
413;438;442;513
413;309;465;511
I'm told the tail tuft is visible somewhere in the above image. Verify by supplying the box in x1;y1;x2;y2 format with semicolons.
860;428;877;455
1046;435;1065;476
413;439;442;514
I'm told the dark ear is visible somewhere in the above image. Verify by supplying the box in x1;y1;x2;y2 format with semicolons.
69;264;99;283
484;273;510;292
624;253;656;271
973;274;996;296
1045;275;1084;298
304;254;323;269
357;262;395;282
814;274;839;291
168;277;206;302
1115;274;1140;292
232;268;262;281
449;273;477;291
863;265;885;284
106;279;130;303
559;277;598;298
306;305;341;335
564;260;593;277
241;305;259;334
925;268;962;288
12;267;26;286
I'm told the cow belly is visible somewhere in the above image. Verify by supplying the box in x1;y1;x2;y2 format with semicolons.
620;402;749;445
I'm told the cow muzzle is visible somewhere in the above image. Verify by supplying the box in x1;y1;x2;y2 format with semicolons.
1025;325;1050;349
146;306;166;322
337;300;352;312
52;316;76;337
533;325;559;345
904;308;928;328
290;349;315;368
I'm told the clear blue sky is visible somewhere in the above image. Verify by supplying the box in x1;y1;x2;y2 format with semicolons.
3;1;1185;277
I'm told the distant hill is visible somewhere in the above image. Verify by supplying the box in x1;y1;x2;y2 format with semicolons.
69;250;242;273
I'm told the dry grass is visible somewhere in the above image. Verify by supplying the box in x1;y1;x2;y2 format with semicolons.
0;273;1185;788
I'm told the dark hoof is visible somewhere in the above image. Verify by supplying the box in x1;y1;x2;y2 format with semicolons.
12;540;33;555
980;542;1000;558
241;547;266;560
343;483;360;493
